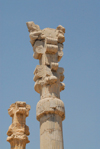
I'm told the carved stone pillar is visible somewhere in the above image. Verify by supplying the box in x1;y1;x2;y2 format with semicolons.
26;21;65;149
7;101;31;149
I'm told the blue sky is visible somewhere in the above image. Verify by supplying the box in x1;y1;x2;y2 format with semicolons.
0;0;100;148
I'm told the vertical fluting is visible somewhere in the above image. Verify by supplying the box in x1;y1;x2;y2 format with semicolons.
40;114;64;149
7;101;31;149
36;98;65;149
26;21;65;149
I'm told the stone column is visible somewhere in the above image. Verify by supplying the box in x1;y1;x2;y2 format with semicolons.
7;101;31;149
26;22;65;149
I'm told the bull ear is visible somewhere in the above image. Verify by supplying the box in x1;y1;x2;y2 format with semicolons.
26;21;40;32
56;25;65;33
26;21;35;32
26;104;31;111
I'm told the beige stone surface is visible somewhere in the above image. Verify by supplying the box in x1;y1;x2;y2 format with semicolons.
7;101;31;149
26;21;65;149
36;98;65;121
40;114;64;149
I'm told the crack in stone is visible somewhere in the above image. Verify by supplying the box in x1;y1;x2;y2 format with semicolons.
40;129;61;136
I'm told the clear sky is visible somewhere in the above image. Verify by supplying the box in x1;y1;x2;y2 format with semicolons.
0;0;100;148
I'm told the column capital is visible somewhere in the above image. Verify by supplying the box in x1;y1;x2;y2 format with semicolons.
7;102;31;148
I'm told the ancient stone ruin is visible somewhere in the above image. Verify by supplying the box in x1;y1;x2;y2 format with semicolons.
7;22;66;149
7;102;31;149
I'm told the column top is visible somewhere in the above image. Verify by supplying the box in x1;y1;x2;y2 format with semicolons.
26;21;65;46
8;101;31;117
7;101;31;144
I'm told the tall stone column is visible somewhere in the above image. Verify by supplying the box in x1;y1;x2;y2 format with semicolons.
7;101;31;149
26;22;65;149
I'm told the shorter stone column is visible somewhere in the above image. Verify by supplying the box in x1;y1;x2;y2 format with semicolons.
7;101;31;149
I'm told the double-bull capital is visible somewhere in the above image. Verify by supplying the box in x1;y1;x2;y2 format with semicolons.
26;21;65;100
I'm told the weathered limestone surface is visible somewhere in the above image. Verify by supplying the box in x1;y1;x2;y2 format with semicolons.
7;101;31;149
26;21;65;149
40;114;64;149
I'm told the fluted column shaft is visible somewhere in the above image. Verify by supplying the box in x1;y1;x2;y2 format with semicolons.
36;97;65;149
40;114;64;149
